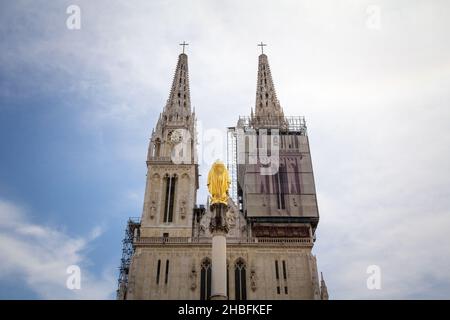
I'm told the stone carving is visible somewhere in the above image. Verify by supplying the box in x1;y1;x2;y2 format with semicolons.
179;198;187;219
195;197;246;238
149;201;156;219
250;268;257;291
209;203;229;234
262;195;269;207
189;264;197;291
226;208;236;227
199;220;207;236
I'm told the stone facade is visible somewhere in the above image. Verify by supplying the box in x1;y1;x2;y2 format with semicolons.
118;51;328;300
126;243;321;300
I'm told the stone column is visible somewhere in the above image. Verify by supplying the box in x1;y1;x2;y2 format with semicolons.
209;203;229;300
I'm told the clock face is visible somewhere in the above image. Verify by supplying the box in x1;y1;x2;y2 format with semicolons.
169;130;183;144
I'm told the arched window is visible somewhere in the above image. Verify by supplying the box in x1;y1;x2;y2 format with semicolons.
273;164;286;210
234;259;247;300
200;258;211;300
156;259;161;284
163;174;177;223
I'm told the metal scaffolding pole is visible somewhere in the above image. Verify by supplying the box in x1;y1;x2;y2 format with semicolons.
116;217;141;300
227;127;238;204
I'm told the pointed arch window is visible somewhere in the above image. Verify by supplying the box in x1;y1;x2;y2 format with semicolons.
200;258;212;300
156;259;161;284
275;260;281;294
280;164;288;207
282;260;288;294
234;259;247;300
163;174;177;223
164;259;170;284
273;167;286;210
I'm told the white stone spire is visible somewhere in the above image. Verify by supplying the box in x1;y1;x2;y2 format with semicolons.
163;53;191;118
148;51;196;161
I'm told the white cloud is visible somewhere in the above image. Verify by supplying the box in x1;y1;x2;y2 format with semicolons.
0;199;116;299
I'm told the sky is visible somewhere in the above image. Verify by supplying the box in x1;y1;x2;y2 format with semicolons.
0;0;450;299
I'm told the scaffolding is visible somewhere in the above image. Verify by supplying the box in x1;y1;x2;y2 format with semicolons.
227;127;238;204
237;115;307;134
116;217;141;300
227;116;307;202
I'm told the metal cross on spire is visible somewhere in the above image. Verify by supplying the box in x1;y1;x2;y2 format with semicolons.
179;41;189;54
258;42;267;54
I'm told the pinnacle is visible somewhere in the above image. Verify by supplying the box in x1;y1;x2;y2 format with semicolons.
254;53;284;119
162;51;192;118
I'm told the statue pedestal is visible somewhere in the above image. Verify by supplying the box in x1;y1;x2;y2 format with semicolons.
209;203;229;300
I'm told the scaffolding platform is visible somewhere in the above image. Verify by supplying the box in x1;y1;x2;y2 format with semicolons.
237;115;307;133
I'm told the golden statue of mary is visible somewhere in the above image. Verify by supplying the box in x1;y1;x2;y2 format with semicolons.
207;160;230;205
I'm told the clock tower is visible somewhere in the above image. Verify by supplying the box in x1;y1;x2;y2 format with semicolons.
140;52;199;238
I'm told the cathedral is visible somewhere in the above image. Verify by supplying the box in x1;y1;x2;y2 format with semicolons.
116;45;328;300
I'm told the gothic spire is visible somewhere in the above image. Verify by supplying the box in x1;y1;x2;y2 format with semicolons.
163;52;191;117
150;50;196;161
254;52;285;119
320;272;329;300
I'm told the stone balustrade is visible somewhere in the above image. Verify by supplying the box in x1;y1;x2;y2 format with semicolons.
134;236;313;246
146;156;172;163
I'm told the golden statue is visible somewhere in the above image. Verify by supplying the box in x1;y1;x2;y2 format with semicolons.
207;160;230;205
